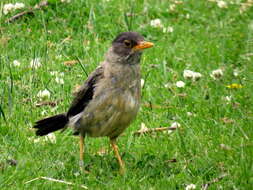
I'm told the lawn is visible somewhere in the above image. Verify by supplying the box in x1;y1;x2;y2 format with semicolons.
0;0;253;189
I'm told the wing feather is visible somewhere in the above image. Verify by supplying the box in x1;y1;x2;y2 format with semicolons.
67;66;104;117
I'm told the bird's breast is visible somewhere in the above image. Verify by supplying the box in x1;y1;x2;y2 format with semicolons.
82;84;140;138
78;63;141;138
113;88;140;113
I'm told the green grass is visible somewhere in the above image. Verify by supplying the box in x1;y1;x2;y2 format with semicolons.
1;0;253;189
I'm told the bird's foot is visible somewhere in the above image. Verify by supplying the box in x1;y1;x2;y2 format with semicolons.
79;160;84;171
119;168;125;175
119;164;126;175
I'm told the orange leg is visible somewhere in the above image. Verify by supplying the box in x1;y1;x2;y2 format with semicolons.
110;138;125;174
79;134;85;170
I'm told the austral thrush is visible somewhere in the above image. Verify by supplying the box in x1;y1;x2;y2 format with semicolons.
34;32;153;173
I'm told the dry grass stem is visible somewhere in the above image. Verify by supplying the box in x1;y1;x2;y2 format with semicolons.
201;174;228;190
133;126;179;136
24;176;88;189
5;0;49;23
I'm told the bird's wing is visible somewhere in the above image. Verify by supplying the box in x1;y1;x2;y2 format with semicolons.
67;66;104;117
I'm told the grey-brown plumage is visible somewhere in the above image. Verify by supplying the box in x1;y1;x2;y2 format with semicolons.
33;32;153;173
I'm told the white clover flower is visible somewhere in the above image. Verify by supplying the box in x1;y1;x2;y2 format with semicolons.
55;160;64;167
51;71;65;84
185;184;196;190
3;3;25;15
3;4;15;15
183;70;195;79
233;69;239;77
141;79;145;88
59;72;64;77
239;3;249;14
45;133;56;143
248;21;253;31
217;1;227;8
168;122;180;134
56;55;63;60
50;71;58;76
41;110;47;116
55;77;64;84
164;82;172;89
210;68;223;80
169;4;176;11
50;106;58;113
187;112;193;116
33;133;56;144
33;138;41;143
61;0;71;3
224;96;232;102
50;71;65;77
13;60;21;67
163;26;174;33
175;81;185;88
14;3;25;9
171;122;181;128
150;19;163;28
37;89;50;99
138;122;149;133
185;13;190;19
192;72;202;81
30;58;41;69
183;70;202;81
74;171;81;177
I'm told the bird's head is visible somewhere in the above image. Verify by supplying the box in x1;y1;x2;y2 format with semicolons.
108;32;153;65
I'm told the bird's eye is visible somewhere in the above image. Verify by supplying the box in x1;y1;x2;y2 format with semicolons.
124;40;131;47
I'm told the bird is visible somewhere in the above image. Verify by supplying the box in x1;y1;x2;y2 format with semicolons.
33;32;153;173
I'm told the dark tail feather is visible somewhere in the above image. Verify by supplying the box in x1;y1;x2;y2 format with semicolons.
33;114;68;136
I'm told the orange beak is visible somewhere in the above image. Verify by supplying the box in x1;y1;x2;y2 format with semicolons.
133;41;154;51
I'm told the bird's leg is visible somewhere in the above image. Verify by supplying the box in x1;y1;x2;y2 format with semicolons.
110;138;125;174
79;134;85;170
